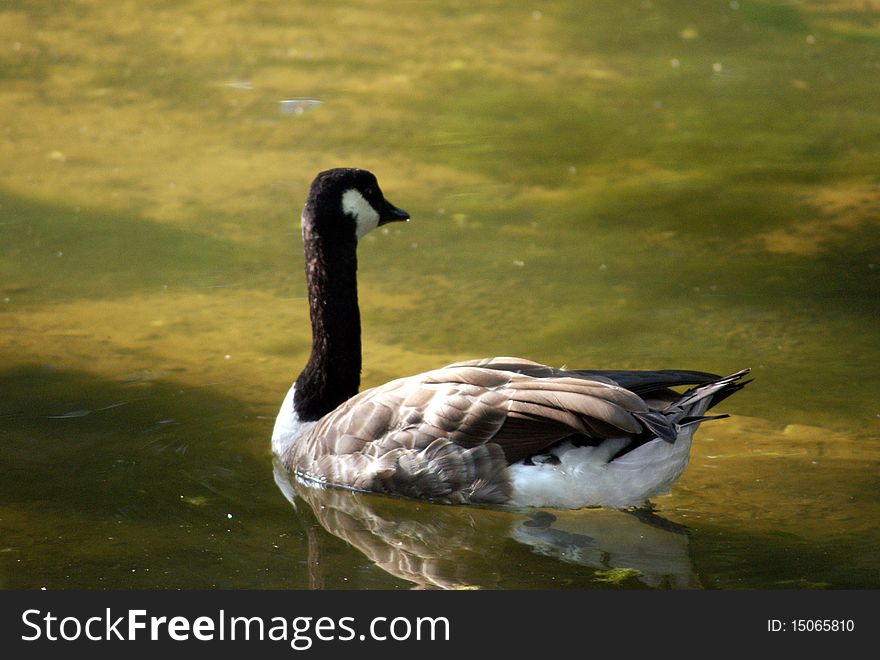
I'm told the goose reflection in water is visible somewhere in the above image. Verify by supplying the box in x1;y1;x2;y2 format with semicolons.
273;462;699;589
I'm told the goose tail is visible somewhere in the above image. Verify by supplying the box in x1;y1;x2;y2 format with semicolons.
662;368;751;429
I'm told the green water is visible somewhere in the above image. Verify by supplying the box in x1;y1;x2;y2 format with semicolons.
1;0;878;589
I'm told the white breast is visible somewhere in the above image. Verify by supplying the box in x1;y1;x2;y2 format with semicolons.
272;384;316;457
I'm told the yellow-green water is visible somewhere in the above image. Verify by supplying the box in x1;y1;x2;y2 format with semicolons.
1;0;878;589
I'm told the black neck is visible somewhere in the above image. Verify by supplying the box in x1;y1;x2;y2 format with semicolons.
293;219;361;422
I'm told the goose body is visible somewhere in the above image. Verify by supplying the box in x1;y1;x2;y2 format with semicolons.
273;168;749;509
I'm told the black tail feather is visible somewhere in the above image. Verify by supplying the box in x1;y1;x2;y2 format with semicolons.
706;379;752;409
665;368;751;415
633;410;678;444
611;370;749;461
678;413;730;428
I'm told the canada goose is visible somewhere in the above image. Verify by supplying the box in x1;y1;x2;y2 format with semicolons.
272;168;750;509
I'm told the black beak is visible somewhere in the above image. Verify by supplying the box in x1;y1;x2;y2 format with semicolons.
378;202;410;226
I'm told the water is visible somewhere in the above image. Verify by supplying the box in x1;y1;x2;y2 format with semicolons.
1;0;878;589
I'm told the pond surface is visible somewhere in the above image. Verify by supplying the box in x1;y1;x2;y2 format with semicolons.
1;0;878;589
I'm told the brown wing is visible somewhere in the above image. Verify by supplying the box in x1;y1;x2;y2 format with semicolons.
288;364;655;504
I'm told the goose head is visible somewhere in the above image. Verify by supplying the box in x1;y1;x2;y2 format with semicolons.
303;168;410;243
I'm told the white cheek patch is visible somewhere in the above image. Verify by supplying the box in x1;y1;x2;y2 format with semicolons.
342;188;381;240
